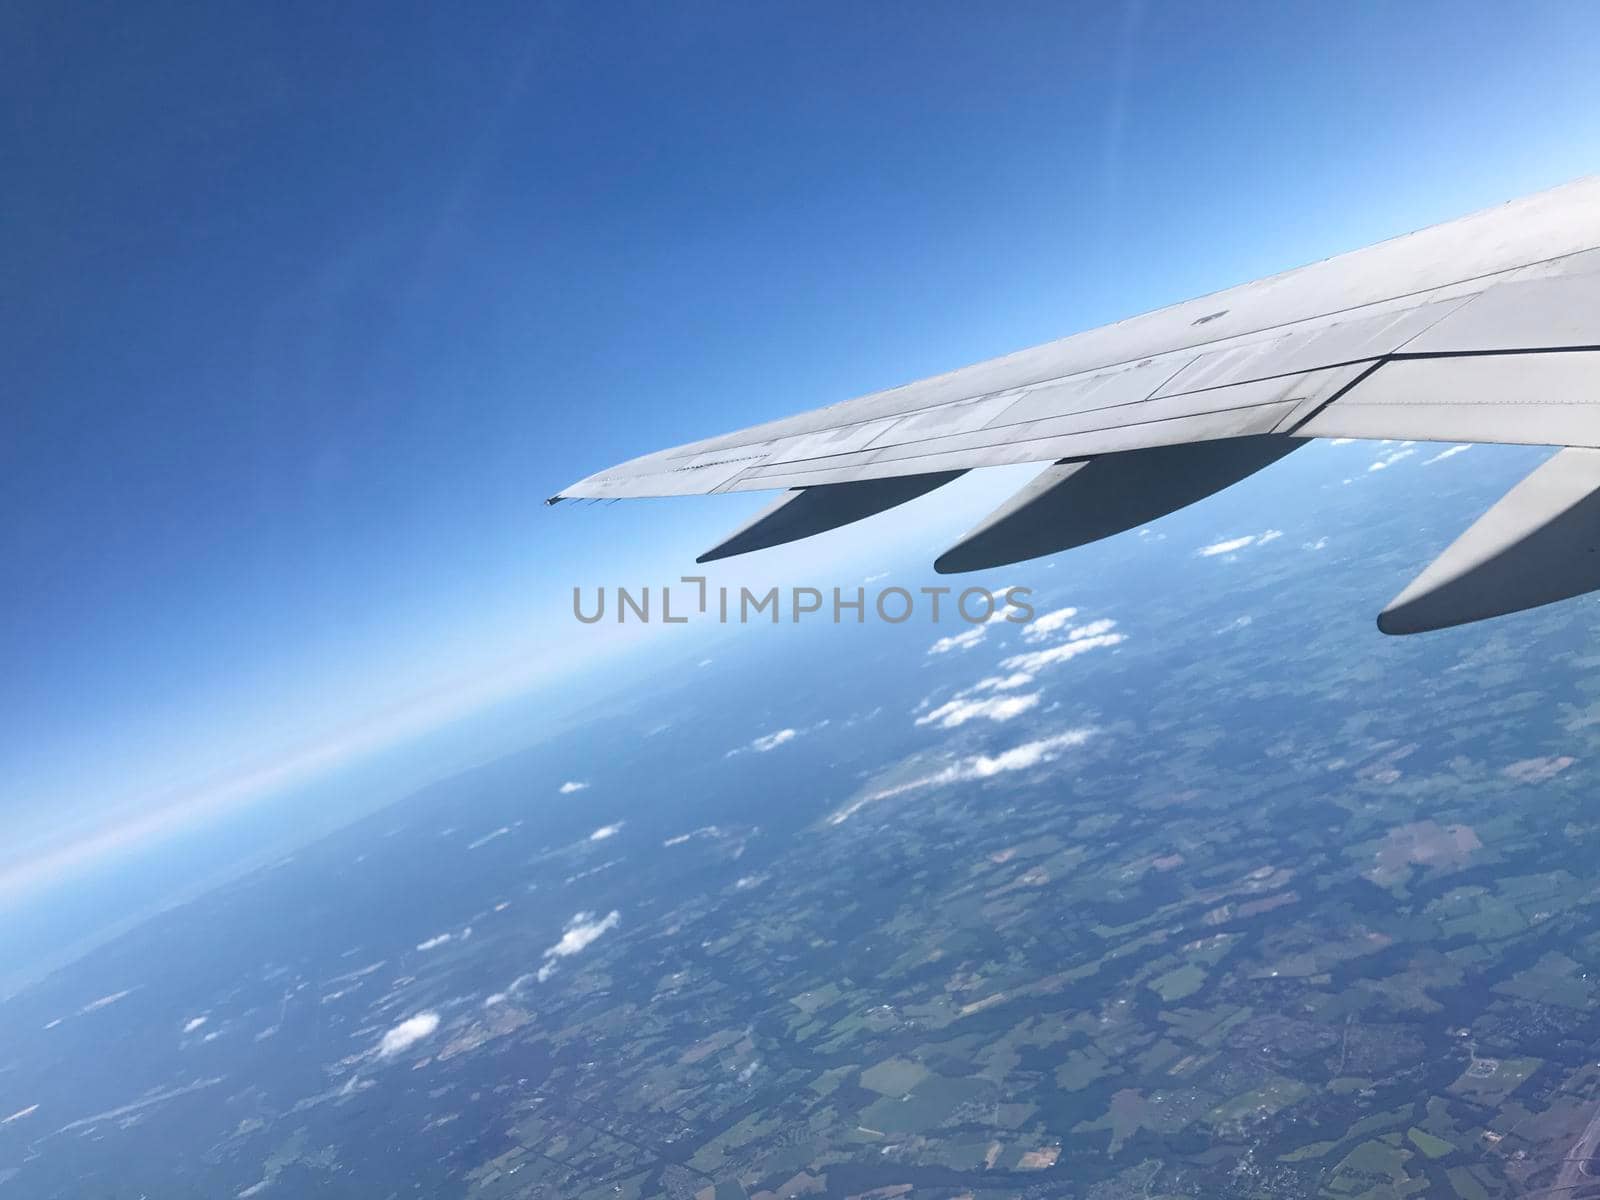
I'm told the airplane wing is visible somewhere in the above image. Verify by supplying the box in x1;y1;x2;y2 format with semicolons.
553;177;1600;634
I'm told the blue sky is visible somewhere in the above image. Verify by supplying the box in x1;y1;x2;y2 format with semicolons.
6;2;1600;929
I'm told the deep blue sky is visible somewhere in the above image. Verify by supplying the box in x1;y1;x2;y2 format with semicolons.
5;3;1600;910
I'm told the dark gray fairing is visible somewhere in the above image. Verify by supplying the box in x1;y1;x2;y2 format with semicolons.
1380;447;1600;634
696;471;963;563
934;436;1300;573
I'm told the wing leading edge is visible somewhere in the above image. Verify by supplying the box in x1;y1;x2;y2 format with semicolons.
554;178;1600;633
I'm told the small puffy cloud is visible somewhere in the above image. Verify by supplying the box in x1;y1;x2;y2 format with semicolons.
1303;536;1329;551
416;933;452;951
1368;447;1416;472
376;1011;440;1059
536;910;621;982
1021;606;1079;642
1422;444;1471;466
1198;535;1256;557
830;729;1095;825
483;992;508;1007
1064;617;1116;640
954;728;1095;777
182;1016;208;1035
728;728;801;757
558;780;589;795
663;824;722;848
588;822;623;842
1001;620;1125;673
467;826;510;850
915;693;1040;729
967;672;1034;692
927;626;987;654
1198;529;1281;557
79;989;133;1015
545;910;620;958
927;608;1010;655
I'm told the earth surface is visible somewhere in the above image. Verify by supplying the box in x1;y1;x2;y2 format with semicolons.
7;440;1600;1200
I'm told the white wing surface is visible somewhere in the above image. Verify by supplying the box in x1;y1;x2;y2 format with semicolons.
555;178;1600;633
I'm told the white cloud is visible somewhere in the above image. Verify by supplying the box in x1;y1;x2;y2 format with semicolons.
728;727;801;757
536;910;621;982
588;822;623;842
927;626;987;654
966;672;1035;692
829;728;1096;825
663;824;721;847
1065;617;1116;639
182;1016;208;1034
1329;437;1355;445
1021;606;1079;642
558;780;589;794
950;728;1094;779
1303;536;1329;551
1368;447;1416;472
1198;528;1282;557
1422;444;1471;466
466;826;510;850
1198;535;1256;557
484;992;508;1007
376;1011;440;1059
2;1104;38;1125
416;933;452;951
79;989;133;1014
927;608;1010;655
915;693;1040;729
1000;621;1126;673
